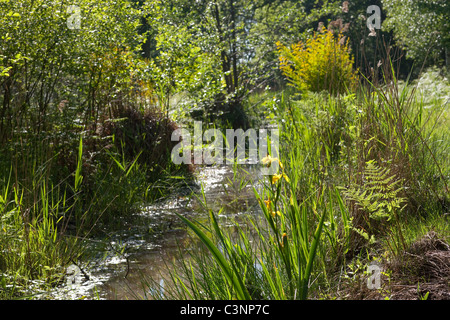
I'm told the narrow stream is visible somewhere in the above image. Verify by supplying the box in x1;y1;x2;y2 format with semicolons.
50;165;264;300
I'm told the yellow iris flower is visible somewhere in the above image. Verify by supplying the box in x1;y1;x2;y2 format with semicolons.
271;174;282;184
263;197;282;217
264;198;271;211
262;154;276;166
271;173;290;184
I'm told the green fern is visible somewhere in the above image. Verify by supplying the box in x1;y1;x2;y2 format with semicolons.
344;160;406;221
341;161;407;245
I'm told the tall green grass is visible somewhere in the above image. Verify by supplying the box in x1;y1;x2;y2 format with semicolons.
0;169;77;298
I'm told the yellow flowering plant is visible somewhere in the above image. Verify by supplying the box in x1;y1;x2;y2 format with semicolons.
255;152;327;300
276;26;358;95
261;155;290;185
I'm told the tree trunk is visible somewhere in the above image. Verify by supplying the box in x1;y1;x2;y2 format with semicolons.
229;0;238;91
213;3;233;95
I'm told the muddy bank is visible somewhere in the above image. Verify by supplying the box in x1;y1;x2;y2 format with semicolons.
342;232;450;300
384;231;450;300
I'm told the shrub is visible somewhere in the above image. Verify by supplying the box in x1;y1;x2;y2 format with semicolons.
277;26;358;95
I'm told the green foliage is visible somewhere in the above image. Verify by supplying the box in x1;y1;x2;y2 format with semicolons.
0;0;448;301
358;58;449;216
414;67;450;105
343;160;406;222
142;0;255;127
382;0;449;66
0;0;146;147
144;21;223;119
0;172;77;298
238;67;448;293
0;0;188;215
341;160;406;246
176;209;251;300
0;0;194;298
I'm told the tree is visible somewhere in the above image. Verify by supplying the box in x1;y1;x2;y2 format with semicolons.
144;0;283;128
0;0;145;142
248;0;343;88
382;0;449;67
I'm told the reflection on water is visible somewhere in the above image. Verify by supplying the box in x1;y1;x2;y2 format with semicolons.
51;165;264;300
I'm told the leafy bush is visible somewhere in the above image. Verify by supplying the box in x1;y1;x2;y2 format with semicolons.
277;26;358;95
